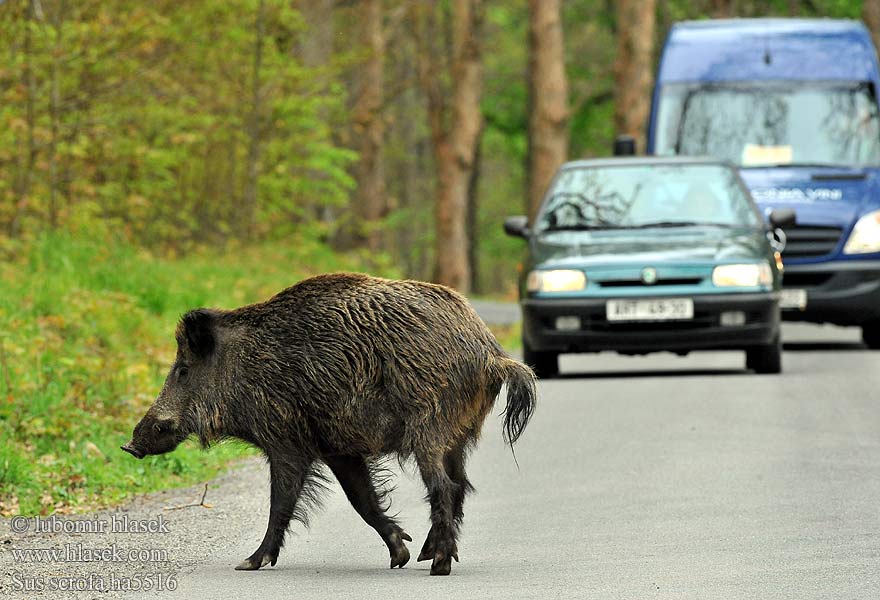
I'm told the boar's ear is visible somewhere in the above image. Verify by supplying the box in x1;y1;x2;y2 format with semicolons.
180;309;217;359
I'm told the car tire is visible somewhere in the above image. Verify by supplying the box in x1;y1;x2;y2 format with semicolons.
522;339;559;379
862;322;880;349
745;336;782;374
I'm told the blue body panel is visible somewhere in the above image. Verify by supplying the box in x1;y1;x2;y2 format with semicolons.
647;19;880;326
648;19;880;152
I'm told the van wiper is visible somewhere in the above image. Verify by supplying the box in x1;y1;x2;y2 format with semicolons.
742;162;851;169
626;221;734;229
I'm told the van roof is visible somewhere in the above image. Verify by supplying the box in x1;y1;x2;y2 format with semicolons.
658;18;878;84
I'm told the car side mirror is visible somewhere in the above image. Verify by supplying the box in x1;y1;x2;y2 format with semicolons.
768;208;796;228
503;216;530;238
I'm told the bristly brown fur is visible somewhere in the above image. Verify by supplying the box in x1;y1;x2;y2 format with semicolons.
124;272;537;576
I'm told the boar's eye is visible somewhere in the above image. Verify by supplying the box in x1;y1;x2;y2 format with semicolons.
177;366;190;382
154;419;175;434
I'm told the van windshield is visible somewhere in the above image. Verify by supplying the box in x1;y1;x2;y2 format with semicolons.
537;164;760;232
654;83;880;167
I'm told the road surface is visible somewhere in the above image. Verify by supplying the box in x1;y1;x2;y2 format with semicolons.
3;319;879;599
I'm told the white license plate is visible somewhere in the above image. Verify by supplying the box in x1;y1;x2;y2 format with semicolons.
606;298;694;322
780;288;807;310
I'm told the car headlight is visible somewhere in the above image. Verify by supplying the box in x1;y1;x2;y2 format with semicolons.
526;269;587;292
712;263;773;287
844;210;880;254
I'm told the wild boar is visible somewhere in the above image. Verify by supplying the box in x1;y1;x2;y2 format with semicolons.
122;273;536;576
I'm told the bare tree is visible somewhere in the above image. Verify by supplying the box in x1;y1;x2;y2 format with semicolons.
241;0;265;239
415;0;484;293
298;0;336;226
865;0;880;55
10;0;38;236
351;0;386;253
613;0;655;153
527;0;569;223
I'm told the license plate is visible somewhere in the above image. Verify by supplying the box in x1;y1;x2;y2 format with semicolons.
606;298;694;322
780;288;807;310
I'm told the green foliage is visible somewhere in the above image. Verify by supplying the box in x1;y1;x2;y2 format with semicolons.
0;231;390;516
0;0;353;249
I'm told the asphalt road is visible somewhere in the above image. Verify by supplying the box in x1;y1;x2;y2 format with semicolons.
4;320;880;599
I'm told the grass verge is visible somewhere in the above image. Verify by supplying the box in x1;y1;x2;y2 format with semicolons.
0;232;394;516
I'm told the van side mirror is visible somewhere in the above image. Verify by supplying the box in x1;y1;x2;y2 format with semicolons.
768;208;796;228
613;135;636;156
503;216;530;238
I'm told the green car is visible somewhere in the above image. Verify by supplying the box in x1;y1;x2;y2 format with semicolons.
504;157;795;377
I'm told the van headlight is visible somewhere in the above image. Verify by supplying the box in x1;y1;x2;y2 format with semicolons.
843;210;880;254
712;263;773;287
526;269;587;292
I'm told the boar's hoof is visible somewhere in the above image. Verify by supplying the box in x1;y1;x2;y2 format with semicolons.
235;550;275;571
389;545;410;569
430;552;452;576
388;531;411;569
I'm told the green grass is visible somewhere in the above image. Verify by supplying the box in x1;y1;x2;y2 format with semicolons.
0;232;396;516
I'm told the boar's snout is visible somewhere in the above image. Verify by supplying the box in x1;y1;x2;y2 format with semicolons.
120;441;145;459
122;413;185;459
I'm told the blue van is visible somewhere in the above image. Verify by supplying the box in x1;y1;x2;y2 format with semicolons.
648;19;880;348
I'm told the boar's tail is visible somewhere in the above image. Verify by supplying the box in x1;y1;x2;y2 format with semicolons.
494;356;537;446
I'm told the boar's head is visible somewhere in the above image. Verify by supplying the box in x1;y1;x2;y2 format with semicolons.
122;309;219;459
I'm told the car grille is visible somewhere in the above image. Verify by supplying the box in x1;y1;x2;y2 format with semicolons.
597;277;704;288
781;225;843;259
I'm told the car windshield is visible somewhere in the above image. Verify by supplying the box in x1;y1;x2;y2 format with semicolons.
537;164;760;232
654;82;880;167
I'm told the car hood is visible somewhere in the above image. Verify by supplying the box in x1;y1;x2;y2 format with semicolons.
739;166;880;229
531;226;767;268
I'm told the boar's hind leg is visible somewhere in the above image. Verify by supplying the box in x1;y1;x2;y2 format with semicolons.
418;442;472;570
236;456;315;571
416;451;461;576
324;455;412;569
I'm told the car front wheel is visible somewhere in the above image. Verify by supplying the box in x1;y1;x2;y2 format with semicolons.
523;339;559;379
862;321;880;349
745;336;782;374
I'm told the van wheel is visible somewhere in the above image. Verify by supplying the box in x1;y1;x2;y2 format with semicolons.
523;339;559;379
863;322;880;349
745;336;782;374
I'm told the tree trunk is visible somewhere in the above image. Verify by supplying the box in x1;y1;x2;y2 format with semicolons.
711;0;734;18
467;127;483;293
242;0;265;240
298;0;336;227
865;0;880;54
48;1;66;230
526;0;569;223
417;0;484;293
613;0;655;153
351;0;386;253
11;0;38;237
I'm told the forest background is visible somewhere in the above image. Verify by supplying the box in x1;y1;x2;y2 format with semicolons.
0;0;877;515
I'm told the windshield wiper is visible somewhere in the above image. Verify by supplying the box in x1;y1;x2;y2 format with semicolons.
540;224;625;232
625;221;735;229
741;162;852;169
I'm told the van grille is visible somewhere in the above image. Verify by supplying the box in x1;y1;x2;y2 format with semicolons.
781;225;843;259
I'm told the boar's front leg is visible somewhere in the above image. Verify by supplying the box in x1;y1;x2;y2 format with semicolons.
236;455;313;571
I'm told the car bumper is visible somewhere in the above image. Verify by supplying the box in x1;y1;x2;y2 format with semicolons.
522;293;779;354
780;259;880;326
